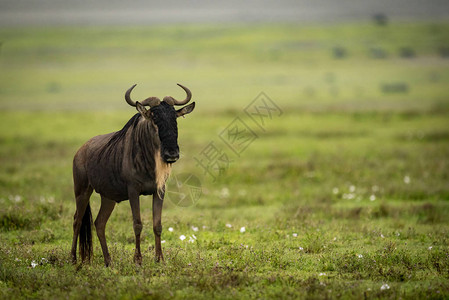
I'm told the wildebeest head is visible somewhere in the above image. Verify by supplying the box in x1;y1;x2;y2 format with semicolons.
125;84;195;163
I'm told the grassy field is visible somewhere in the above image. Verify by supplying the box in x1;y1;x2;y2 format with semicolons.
1;21;449;299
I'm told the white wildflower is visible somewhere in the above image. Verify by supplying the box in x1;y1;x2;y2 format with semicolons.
15;258;21;262
292;233;298;237
381;234;385;238
191;226;199;232
357;254;363;258
332;187;339;195
226;223;232;228
31;260;38;268
240;227;246;233
168;227;174;232
192;234;197;240
428;246;433;250
403;176;410;184
343;193;355;200
318;272;326;276
299;247;304;251
188;236;195;243
179;235;186;241
161;240;166;244
349;185;356;193
220;187;230;198
369;194;376;201
380;283;390;290
10;195;22;202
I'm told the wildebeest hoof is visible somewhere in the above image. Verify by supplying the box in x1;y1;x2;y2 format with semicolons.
134;255;142;265
155;253;164;263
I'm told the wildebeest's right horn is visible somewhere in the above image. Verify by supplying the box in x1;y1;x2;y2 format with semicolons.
125;84;161;107
163;83;192;106
125;84;138;107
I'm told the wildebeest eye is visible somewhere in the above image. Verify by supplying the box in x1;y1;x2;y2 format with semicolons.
151;112;159;121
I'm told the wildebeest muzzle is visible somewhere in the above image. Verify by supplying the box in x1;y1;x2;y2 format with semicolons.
163;147;179;163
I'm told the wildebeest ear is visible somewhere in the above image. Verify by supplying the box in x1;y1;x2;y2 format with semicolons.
136;102;149;118
176;102;195;118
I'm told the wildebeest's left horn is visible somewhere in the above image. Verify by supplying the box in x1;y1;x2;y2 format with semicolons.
163;83;192;106
125;84;161;107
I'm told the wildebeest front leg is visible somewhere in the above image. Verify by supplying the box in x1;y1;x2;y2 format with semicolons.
129;191;143;265
95;196;116;267
153;190;165;262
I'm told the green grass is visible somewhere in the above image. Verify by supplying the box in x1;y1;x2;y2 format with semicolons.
1;21;449;299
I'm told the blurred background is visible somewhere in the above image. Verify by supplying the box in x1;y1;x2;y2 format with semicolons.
1;0;449;112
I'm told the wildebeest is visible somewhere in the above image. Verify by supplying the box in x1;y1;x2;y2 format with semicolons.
71;84;195;266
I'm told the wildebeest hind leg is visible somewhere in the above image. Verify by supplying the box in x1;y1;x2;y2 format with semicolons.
95;196;116;267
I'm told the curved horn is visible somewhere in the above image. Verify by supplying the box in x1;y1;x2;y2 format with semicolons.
163;83;192;106
125;84;161;107
125;84;137;107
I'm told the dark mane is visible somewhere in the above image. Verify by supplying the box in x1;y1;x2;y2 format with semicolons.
99;113;142;159
108;113;142;147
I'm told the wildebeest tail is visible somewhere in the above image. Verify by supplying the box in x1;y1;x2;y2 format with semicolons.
79;202;93;262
